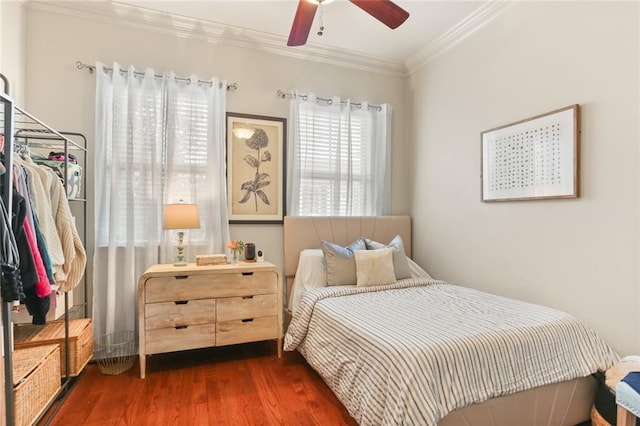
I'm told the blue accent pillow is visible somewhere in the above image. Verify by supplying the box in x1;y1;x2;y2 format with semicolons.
321;238;366;286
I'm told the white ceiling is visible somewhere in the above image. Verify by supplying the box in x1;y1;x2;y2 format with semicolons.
115;0;485;62
31;0;509;74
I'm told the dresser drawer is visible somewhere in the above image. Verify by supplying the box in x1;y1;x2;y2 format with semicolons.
145;271;277;303
145;299;216;330
216;316;279;346
217;294;277;322
145;323;216;355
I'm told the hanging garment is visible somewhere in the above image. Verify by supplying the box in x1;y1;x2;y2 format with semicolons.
32;212;55;284
45;167;86;292
23;218;52;298
12;189;51;323
0;196;23;302
11;189;37;290
22;285;50;325
20;158;64;267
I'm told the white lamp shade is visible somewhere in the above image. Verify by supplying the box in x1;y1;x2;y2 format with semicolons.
163;204;200;229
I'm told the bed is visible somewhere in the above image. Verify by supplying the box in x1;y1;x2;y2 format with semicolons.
282;216;618;426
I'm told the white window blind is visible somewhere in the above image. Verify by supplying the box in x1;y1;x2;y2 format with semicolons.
289;95;391;217
97;78;217;246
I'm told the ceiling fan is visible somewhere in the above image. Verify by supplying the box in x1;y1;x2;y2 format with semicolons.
287;0;410;47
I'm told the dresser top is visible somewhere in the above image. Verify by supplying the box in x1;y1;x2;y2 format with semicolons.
141;261;278;278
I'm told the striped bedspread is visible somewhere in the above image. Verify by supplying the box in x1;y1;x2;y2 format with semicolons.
284;279;618;426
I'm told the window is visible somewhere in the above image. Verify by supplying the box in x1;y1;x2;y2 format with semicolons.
289;95;390;216
95;71;227;248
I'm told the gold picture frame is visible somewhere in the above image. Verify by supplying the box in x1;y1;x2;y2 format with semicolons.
226;112;286;223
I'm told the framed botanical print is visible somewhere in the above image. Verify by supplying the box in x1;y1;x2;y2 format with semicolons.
226;112;286;223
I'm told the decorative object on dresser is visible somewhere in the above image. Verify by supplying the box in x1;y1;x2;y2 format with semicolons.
163;203;200;266
196;254;228;266
227;239;244;264
137;261;283;378
244;243;256;262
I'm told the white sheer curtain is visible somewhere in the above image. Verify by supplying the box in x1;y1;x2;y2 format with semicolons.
93;62;229;340
287;92;391;216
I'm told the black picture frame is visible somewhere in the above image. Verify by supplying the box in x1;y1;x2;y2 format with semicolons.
226;112;286;223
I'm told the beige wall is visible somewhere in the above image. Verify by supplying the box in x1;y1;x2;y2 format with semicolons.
0;0;25;102
409;1;639;355
22;5;411;308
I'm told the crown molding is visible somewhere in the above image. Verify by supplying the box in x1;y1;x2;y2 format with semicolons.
405;1;515;75
26;1;408;77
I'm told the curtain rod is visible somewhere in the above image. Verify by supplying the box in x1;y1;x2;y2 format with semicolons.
276;89;382;112
75;61;238;92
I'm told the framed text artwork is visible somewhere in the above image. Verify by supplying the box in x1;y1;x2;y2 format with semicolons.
481;104;580;202
226;112;286;224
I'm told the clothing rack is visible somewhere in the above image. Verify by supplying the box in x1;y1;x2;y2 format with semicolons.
14;129;86;201
0;73;9;97
0;94;88;425
275;89;383;111
1;91;17;426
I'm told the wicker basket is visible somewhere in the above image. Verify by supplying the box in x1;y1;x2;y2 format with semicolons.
13;344;61;426
14;318;93;377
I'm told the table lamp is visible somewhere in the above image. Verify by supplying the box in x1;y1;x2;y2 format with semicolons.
163;203;200;266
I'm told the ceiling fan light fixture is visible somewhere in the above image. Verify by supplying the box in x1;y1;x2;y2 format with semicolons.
307;0;335;5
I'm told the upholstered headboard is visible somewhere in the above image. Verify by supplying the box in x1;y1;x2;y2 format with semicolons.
283;216;411;306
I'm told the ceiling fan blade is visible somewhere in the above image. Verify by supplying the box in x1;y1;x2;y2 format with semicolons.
287;0;318;46
349;0;409;29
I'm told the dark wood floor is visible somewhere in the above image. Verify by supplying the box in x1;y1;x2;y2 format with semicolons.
40;342;357;425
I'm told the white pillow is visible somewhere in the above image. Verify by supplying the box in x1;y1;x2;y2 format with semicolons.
289;250;434;315
364;235;412;280
288;249;326;314
354;248;396;287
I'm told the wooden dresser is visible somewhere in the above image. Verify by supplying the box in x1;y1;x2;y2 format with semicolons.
137;261;282;378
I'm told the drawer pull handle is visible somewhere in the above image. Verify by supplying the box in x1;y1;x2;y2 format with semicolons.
174;300;189;305
174;275;188;280
242;296;254;300
241;272;254;276
241;319;254;323
175;325;188;330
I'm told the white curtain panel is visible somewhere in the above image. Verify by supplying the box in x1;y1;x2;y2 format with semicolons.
93;62;229;339
161;73;230;262
287;92;391;216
